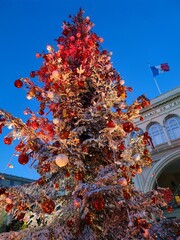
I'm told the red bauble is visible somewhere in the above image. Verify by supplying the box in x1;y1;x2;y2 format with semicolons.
60;130;69;139
18;153;29;165
30;71;36;78
107;120;115;128
4;137;13;145
41;199;55;214
6;203;13;212
122;122;134;133
93;196;105;211
42;163;50;172
144;156;152;164
14;79;23;88
143;149;149;155
167;205;173;213
75;171;84;180
15;141;25;152
118;142;125;151
67;220;73;228
36;177;46;185
84;213;93;225
17;212;25;221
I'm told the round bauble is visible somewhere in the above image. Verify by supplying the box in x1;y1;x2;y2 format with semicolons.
4;136;13;145
122;121;134;133
93;196;105;211
18;153;29;165
55;154;69;167
41;199;55;214
14;79;23;88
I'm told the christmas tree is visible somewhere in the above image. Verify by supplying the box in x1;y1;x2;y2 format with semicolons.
0;9;179;239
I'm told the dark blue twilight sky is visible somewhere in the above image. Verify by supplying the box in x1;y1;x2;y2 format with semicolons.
0;0;179;180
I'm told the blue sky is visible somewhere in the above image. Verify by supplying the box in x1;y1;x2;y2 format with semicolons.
0;0;180;180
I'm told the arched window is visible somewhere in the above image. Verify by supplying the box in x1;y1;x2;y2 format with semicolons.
165;115;180;140
148;123;166;146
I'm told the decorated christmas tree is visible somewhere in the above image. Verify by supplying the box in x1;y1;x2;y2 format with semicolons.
0;9;179;239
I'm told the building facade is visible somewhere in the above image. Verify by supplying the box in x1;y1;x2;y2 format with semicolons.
0;173;34;187
134;86;180;203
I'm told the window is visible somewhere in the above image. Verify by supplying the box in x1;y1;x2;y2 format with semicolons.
148;123;166;146
9;180;14;186
165;115;180;140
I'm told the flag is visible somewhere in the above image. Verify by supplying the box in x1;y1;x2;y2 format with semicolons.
150;63;170;77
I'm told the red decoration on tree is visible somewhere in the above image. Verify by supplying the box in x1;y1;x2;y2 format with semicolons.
4;136;13;145
15;141;25;152
107;120;115;128
93;196;105;211
122;122;134;133
84;212;93;225
6;203;13;212
41;199;55;214
18;153;29;165
14;79;23;88
167;205;173;213
75;171;84;180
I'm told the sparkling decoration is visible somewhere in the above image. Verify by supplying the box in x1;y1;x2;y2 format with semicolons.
55;154;69;167
122;122;134;133
41;199;55;214
18;153;29;165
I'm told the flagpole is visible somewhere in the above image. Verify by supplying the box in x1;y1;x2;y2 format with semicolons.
148;63;162;95
153;77;162;94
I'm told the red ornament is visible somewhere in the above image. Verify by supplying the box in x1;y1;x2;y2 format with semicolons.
6;203;13;212
144;156;152;164
75;171;84;180
36;177;46;185
167;205;173;213
60;130;69;139
65;171;70;178
123;190;131;200
15;141;25;152
14;79;23;88
93;196;105;211
4;136;13;145
42;163;50;172
31;120;39;130
143;149;149;155
84;212;93;225
107;120;115;128
17;212;25;221
18;153;29;165
41;199;55;214
118;142;125;151
30;71;36;78
122;122;134;133
67;219;73;227
139;116;144;121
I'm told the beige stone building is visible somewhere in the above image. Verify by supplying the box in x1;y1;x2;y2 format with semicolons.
134;86;180;212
